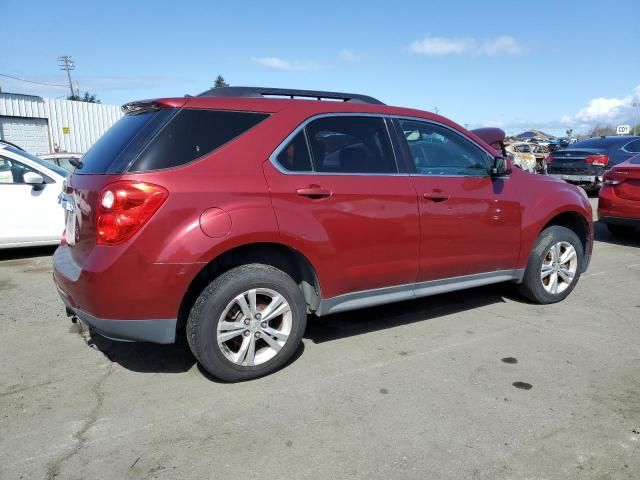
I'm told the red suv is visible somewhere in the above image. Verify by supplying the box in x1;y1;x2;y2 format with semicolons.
54;87;594;381
598;154;640;236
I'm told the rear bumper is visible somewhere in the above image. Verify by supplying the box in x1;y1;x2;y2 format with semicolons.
52;243;200;343
549;173;603;186
57;284;176;343
598;186;640;222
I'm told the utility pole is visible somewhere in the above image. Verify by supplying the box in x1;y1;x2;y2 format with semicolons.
58;55;76;98
633;101;639;136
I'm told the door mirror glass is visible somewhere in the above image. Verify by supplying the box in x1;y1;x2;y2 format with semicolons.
23;171;45;185
489;156;512;177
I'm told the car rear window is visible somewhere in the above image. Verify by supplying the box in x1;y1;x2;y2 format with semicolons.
76;108;268;174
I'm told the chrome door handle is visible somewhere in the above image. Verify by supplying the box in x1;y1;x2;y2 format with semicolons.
296;186;332;199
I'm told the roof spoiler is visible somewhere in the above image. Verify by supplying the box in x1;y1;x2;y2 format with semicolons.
196;86;385;105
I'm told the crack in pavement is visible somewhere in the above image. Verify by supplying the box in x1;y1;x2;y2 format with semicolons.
45;364;114;480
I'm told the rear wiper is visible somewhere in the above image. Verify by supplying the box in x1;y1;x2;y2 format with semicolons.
69;158;83;169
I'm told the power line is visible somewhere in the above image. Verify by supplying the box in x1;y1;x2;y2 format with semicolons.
0;72;67;88
58;55;78;98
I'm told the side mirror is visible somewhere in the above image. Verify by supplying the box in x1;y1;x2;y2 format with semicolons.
489;156;512;177
23;172;45;189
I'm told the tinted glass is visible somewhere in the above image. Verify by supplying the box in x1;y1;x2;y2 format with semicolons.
130;110;269;172
306;116;396;174
399;120;489;176
275;132;312;172
624;140;640;153
78;110;164;174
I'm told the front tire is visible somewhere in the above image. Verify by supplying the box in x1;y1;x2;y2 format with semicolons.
518;226;583;304
187;264;307;382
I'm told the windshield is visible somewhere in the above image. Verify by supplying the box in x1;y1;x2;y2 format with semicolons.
6;146;68;177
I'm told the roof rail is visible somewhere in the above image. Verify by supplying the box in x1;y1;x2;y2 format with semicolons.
0;139;25;151
196;86;384;105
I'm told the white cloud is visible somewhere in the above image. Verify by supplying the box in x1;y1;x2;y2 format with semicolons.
561;84;640;129
251;56;325;71
339;49;365;62
409;35;526;56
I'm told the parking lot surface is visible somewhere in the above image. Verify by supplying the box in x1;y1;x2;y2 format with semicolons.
1;198;639;480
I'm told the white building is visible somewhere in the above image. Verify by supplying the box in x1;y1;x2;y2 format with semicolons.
0;92;122;155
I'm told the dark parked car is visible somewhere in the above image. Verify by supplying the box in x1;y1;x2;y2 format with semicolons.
598;154;640;236
547;136;640;191
53;87;593;381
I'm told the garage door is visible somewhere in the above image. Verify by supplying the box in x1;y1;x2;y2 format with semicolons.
0;116;50;155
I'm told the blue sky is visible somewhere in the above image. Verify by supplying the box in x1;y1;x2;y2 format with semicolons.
2;0;639;135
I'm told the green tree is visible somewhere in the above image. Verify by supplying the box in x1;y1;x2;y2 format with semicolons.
68;92;100;103
565;128;573;138
214;75;229;88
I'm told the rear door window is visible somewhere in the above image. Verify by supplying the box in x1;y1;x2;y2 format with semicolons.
306;116;397;174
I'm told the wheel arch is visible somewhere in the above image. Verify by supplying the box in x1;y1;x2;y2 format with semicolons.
534;210;592;272
178;242;322;327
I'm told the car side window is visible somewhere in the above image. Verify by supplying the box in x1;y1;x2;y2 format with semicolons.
306;116;397;174
624;139;640;153
0;156;37;184
274;132;313;172
398;120;490;176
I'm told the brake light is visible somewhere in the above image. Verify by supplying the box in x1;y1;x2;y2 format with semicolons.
603;170;628;186
96;181;168;245
546;154;554;164
585;154;609;166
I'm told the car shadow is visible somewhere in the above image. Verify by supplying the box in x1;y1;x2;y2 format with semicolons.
304;283;513;344
0;245;57;261
594;221;640;247
84;328;197;374
82;283;514;379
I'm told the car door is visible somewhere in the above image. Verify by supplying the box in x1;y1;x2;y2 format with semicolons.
0;154;63;246
394;118;521;282
263;114;420;299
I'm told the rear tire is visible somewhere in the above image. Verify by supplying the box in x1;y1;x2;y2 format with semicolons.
187;264;307;382
518;226;583;304
606;223;636;237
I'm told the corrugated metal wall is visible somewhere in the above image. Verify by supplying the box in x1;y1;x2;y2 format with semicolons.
0;93;122;153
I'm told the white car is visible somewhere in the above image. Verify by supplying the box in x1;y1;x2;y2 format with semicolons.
0;142;68;248
40;152;82;173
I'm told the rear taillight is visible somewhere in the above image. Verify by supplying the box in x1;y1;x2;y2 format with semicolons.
96;181;168;245
603;170;628;186
546;154;554;164
585;154;609;166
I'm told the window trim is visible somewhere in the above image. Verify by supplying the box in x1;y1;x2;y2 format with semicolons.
268;113;404;176
621;139;640;154
394;116;496;178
